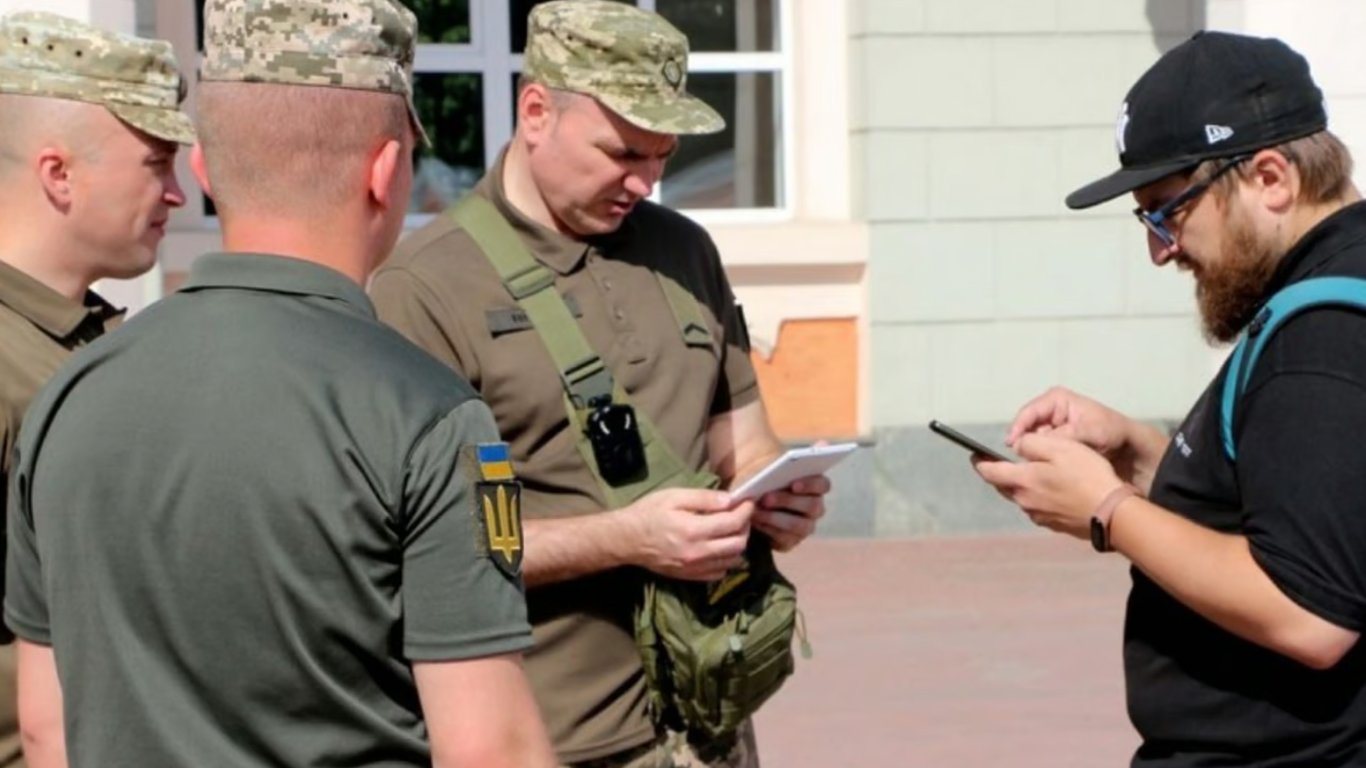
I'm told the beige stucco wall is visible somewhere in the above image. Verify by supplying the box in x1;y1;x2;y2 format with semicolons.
858;1;1218;430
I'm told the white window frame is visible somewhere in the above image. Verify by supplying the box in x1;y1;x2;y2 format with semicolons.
408;0;795;227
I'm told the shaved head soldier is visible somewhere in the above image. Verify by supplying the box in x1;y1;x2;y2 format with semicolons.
0;12;193;766
4;1;554;766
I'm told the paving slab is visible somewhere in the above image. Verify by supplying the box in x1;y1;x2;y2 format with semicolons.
754;534;1138;767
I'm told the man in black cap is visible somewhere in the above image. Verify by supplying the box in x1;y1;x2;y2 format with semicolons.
974;31;1366;766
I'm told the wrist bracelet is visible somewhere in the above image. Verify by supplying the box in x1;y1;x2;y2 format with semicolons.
1089;483;1141;553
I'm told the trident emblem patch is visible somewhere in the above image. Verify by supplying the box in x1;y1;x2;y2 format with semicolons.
480;482;523;577
476;443;523;578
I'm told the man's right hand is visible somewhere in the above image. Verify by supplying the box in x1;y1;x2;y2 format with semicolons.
1007;386;1135;455
1005;386;1169;494
618;488;754;582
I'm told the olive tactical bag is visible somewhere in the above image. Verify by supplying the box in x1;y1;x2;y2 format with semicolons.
635;539;802;746
452;195;803;748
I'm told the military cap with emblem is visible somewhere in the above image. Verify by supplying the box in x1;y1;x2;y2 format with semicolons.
0;11;195;145
524;0;725;135
199;0;430;144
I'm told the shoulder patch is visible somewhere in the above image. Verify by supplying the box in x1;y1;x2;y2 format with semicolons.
473;443;522;578
478;480;523;578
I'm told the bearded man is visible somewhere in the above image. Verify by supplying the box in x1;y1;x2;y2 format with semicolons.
975;31;1366;767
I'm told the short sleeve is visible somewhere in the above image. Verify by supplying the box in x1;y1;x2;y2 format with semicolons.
399;399;532;661
1238;371;1366;630
697;235;759;417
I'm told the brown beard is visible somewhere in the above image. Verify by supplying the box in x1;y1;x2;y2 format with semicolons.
1195;208;1283;343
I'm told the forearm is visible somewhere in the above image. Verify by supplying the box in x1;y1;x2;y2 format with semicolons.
707;408;783;489
418;656;556;768
522;512;631;588
1110;497;1358;668
16;641;66;768
1115;420;1171;494
432;725;555;768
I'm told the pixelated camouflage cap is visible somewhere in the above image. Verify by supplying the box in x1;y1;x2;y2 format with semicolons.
200;0;429;145
524;0;724;135
0;12;195;145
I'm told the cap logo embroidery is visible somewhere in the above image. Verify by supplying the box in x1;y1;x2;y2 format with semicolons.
1205;124;1234;145
662;58;684;91
1115;102;1130;155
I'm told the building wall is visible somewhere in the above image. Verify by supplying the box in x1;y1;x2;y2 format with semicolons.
854;1;1213;535
850;0;1366;537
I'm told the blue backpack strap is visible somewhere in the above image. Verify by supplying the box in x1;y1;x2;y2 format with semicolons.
1220;276;1366;460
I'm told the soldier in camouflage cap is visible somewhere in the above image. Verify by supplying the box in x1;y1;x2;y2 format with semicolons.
525;0;723;135
373;2;827;767
0;13;192;766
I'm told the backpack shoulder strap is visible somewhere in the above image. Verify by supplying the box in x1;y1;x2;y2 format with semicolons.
1220;276;1366;460
450;195;717;505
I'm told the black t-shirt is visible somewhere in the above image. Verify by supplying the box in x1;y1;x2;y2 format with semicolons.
1132;201;1366;767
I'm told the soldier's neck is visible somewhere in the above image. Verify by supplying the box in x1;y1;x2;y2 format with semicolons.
218;220;372;286
502;141;576;239
0;234;92;302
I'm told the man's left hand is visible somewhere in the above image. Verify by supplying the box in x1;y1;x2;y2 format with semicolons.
753;475;830;551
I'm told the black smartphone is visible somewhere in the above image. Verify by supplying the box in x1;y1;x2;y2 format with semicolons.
928;420;1016;463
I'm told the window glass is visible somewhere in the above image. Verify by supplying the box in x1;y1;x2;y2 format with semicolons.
409;0;473;44
662;72;780;209
655;0;778;52
411;73;485;213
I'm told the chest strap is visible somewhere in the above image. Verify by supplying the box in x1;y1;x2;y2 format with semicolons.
450;195;717;508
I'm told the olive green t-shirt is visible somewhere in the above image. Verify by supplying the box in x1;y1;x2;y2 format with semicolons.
5;254;532;767
370;157;759;762
0;258;121;768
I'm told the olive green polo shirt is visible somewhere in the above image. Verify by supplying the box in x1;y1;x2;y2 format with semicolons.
0;259;121;768
5;253;533;767
370;155;760;762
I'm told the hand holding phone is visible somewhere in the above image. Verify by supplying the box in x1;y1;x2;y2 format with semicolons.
928;420;1016;463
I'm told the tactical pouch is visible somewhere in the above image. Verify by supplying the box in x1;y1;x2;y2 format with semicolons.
635;542;799;746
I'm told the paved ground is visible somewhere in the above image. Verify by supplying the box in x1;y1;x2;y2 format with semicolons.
753;534;1138;767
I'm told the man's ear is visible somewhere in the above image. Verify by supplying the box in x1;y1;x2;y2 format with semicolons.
518;82;556;146
368;138;405;210
36;147;73;209
1249;148;1296;212
190;143;213;200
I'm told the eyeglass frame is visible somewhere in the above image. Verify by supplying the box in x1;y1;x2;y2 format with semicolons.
1132;154;1253;247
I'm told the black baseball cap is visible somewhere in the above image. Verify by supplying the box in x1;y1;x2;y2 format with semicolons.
1065;31;1327;210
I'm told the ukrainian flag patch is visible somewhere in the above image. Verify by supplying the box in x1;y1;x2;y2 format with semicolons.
477;442;515;482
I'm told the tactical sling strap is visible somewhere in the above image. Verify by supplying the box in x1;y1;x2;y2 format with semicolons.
450;195;717;507
1220;276;1366;460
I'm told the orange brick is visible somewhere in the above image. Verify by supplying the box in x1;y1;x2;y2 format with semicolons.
751;318;858;440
